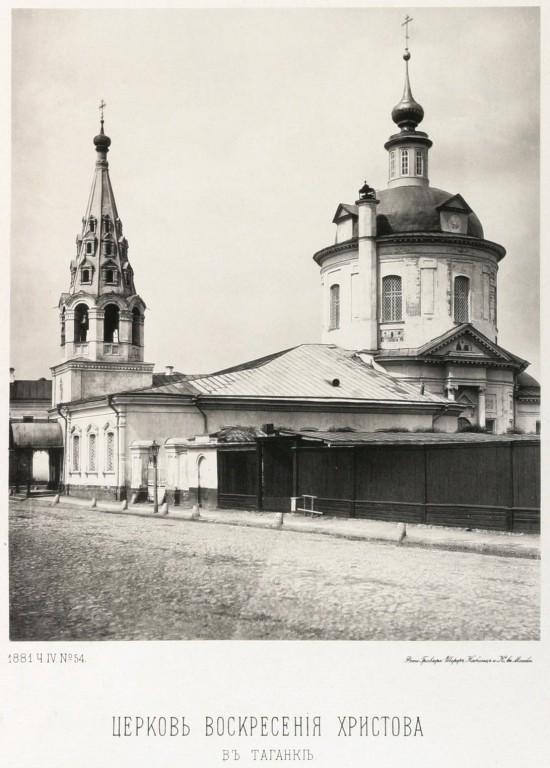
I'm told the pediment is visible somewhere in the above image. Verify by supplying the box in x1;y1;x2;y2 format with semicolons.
456;391;476;407
418;324;524;367
332;203;358;223
436;194;473;214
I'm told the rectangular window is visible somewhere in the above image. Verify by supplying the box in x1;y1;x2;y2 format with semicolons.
88;434;96;472
401;150;409;176
86;242;93;255
420;266;435;315
482;273;490;319
416;150;423;176
454;276;470;323
329;284;340;329
382;275;402;321
489;282;496;324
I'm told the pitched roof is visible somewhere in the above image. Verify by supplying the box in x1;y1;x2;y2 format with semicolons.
188;344;448;403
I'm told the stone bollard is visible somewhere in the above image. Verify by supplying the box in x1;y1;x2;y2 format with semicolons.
273;512;284;529
191;504;200;519
160;502;169;515
397;522;407;542
130;493;138;505
52;494;60;505
121;500;128;511
90;497;97;508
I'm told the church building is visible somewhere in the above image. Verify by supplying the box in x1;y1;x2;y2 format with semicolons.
314;45;537;435
23;36;538;508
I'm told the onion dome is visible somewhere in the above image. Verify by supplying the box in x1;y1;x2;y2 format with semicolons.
93;119;111;153
391;51;424;131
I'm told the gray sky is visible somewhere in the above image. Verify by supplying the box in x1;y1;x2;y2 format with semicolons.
10;7;540;381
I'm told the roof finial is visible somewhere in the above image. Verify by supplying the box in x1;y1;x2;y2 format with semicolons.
402;14;413;59
99;99;106;132
391;15;424;131
94;100;111;154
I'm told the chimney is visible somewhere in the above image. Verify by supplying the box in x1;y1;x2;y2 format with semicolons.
165;365;174;375
10;367;15;383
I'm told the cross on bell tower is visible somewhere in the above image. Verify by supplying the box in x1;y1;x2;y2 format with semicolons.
51;111;154;404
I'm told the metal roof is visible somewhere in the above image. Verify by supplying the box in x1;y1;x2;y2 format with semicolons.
277;429;540;447
10;422;63;449
10;379;52;401
189;344;448;403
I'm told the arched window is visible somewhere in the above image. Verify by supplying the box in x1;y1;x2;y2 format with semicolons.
88;433;97;472
389;150;396;179
72;434;80;471
105;431;115;472
89;217;96;233
61;308;66;345
329;284;340;329
86;242;94;255
74;303;89;342
416;149;424;176
401;149;409;176
382;275;402;321
81;268;91;283
104;304;119;343
454;276;470;323
132;307;141;346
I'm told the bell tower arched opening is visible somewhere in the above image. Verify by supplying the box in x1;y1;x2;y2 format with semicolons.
132;307;141;346
74;303;89;343
104;304;120;342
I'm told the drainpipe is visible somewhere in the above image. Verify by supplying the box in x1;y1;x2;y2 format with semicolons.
107;395;121;500
57;404;68;495
193;396;208;435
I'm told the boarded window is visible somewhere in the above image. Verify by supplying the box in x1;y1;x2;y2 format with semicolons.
382;275;402;321
454;276;470;323
329;284;340;329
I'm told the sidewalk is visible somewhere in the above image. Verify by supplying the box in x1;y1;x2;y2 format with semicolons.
20;494;540;560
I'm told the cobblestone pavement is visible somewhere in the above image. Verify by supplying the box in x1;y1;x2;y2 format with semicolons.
9;501;539;641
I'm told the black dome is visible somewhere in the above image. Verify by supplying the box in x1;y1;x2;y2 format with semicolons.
376;186;484;239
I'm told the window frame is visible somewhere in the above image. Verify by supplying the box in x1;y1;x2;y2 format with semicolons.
453;275;470;323
415;149;424;176
401;149;409;176
329;283;341;330
71;432;81;472
382;275;403;322
105;430;115;473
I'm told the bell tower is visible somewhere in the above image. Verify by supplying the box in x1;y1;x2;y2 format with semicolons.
51;106;154;404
